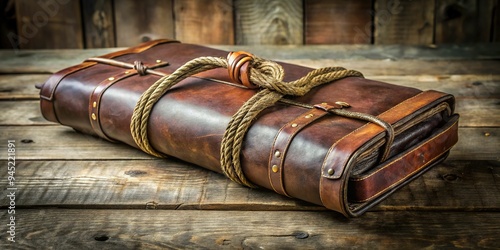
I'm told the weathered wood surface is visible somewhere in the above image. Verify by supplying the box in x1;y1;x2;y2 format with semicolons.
374;0;434;44
81;0;115;48
13;0;83;49
0;160;498;211
305;0;373;44
0;209;499;249
2;44;499;74
0;45;498;248
435;0;497;44
3;1;499;47
174;0;234;44
235;0;303;45
114;0;174;47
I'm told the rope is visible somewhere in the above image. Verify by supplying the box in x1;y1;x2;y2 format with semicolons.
130;53;363;187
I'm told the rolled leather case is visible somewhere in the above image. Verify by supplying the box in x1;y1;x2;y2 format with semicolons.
39;39;459;217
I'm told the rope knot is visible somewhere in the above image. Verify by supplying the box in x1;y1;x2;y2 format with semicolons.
227;51;257;89
133;60;148;76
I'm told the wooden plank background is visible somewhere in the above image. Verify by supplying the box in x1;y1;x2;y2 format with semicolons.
2;0;499;49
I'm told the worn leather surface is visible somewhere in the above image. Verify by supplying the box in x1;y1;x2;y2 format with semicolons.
39;40;459;217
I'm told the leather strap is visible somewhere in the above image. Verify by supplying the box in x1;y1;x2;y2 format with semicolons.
88;60;170;142
319;90;454;216
89;70;138;141
268;105;332;196
39;39;179;123
348;115;459;202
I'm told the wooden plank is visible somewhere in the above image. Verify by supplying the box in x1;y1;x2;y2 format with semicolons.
114;0;174;47
285;59;500;77
374;0;434;44
0;209;498;249
304;0;373;44
435;0;496;44
0;101;53;125
0;126;154;160
0;160;497;211
13;0;83;49
1;45;499;73
81;0;115;48
174;0;234;44
234;0;303;45
0;74;48;100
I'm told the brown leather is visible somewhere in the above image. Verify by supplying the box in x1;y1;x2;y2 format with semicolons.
38;39;459;217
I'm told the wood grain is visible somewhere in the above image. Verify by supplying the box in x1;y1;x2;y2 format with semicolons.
114;0;174;47
174;0;234;44
435;0;497;44
1;44;499;73
0;209;498;249
0;126;154;160
14;0;83;49
0;160;497;211
374;0;434;44
81;0;115;48
0;74;49;100
235;0;303;45
305;0;373;44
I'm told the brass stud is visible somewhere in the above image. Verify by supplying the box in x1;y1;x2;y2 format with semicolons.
272;165;279;173
92;101;97;108
274;150;281;158
156;59;162;63
124;71;130;74
484;132;490;137
305;114;314;119
327;168;335;176
108;77;115;81
291;123;298;128
91;113;97;120
321;102;327;106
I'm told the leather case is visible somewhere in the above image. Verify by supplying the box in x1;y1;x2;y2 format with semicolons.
38;39;459;217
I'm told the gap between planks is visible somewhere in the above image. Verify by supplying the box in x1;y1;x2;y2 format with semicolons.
0;209;498;249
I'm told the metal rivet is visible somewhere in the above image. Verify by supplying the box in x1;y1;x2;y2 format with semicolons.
108;77;115;81
156;59;162;63
327;168;335;175
92;101;97;108
124;71;130;74
272;165;279;173
291;123;298;128
484;132;490;137
305;114;314;119
91;113;97;120
274;150;281;158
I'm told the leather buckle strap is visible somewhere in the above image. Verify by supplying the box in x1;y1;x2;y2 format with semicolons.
268;103;343;197
88;59;170;142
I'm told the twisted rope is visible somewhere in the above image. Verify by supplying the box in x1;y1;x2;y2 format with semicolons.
131;53;363;187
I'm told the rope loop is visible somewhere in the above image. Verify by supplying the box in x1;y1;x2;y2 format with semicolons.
131;52;365;187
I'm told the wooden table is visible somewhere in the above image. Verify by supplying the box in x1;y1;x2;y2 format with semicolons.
1;44;499;249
